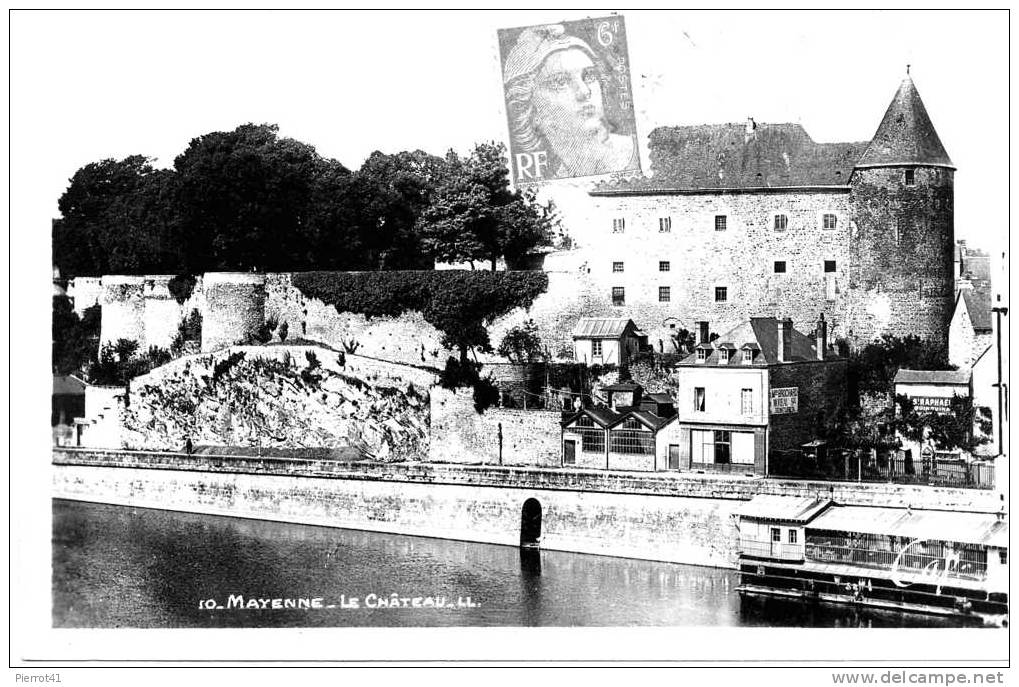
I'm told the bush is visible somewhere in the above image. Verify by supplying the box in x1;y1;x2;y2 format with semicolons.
53;296;101;375
438;356;498;413
88;339;172;386
167;274;198;304
212;351;246;383
170;309;202;355
497;320;543;363
278;321;289;342
292;271;548;361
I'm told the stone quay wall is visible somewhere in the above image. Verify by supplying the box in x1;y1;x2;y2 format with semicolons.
53;448;1005;570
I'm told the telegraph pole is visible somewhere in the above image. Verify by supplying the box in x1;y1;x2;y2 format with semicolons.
992;299;1008;456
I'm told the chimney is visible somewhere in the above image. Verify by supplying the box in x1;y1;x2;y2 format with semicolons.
957;273;974;291
776;318;793;363
696;321;710;345
816;313;828;361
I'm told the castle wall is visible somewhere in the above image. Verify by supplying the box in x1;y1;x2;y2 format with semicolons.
67;276;102;315
201;273;267;352
577;190;854;346
99;276;146;349
847;166;954;347
140;276;183;351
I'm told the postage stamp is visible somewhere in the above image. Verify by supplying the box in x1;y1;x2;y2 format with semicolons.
497;16;640;184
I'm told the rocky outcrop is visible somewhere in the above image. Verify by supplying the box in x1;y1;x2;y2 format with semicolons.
119;346;431;461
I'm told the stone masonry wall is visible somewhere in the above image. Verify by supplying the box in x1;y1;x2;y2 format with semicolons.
769;360;848;452
429;387;561;467
579;190;854;346
847;167;954;348
99;276;146;348
201;273;267;351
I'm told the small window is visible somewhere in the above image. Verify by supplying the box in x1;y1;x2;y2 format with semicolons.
696;349;707;362
591;340;602;357
892;219;900;245
774;261;786;274
612;261;624;273
904;169;915;186
822;213;837;230
694;387;706;412
715;286;728;303
788;529;798;544
1000;550;1008;565
742;350;754;365
659;261;670;272
719;348;730;363
714;215;727;232
658;286;671;303
612;218;626;233
659;217;672;232
774;214;788;231
824;260;837;273
771;528;781;543
741;388;753;414
611;287;625;306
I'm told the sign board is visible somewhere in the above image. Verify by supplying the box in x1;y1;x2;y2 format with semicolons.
769;387;798;415
910;396;954;415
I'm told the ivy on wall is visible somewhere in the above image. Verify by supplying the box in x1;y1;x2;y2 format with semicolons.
291;271;548;362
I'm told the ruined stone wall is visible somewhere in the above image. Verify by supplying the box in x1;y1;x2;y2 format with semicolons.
847;167;954;348
429;387;561;467
201;273;267;352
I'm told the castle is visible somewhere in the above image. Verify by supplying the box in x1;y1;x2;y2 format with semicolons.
571;73;955;350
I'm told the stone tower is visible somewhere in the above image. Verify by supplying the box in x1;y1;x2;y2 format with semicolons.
846;73;955;349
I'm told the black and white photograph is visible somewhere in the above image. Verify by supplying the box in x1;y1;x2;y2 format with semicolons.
8;7;1012;679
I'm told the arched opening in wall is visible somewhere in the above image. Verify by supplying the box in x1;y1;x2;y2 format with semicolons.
520;498;542;548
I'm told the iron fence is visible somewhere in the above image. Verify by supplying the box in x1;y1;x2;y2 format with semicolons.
768;449;995;489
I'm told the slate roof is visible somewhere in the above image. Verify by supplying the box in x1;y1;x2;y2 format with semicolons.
893;369;972;386
593;123;865;193
572;317;636;339
961;289;993;332
678;317;837;366
646;392;675;405
626;410;676;431
856;76;954;169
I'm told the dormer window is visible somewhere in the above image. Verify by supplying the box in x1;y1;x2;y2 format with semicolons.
904;169;915;186
719;349;730;364
742;349;755;364
696;348;707;363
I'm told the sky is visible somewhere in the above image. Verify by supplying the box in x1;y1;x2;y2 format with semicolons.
10;10;1009;253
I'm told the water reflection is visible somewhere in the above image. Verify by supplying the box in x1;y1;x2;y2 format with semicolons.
52;500;976;628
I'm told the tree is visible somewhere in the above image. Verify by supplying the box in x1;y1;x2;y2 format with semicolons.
497;320;544;363
417;142;556;270
54;156;182;276
52;296;100;374
847;334;954;401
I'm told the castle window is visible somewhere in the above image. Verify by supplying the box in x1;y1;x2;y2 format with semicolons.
824;260;837;273
774;261;786;274
715;286;728;303
892;219;900;245
612;287;625;306
591;340;603;357
904;169;915;186
658;286;671;303
612;261;624;273
612;218;626;233
822;213;838;230
714;215;727;232
659;217;672;232
659;261;670;272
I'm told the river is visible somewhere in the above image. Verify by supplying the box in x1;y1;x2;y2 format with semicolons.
52;499;976;628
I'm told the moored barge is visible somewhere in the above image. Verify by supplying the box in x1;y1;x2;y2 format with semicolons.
734;495;1008;625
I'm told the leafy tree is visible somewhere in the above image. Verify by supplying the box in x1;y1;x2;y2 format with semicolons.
497;320;544;363
54;156;182;276
847;334;953;400
170;310;203;355
417;142;556;270
52;297;101;375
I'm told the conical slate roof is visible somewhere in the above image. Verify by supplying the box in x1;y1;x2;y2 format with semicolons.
856;75;954;169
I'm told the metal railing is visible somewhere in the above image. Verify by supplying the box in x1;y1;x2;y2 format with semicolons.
768;449;995;490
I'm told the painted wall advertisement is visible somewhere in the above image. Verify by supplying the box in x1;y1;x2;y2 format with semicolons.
769;387;798;415
910;396;955;415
